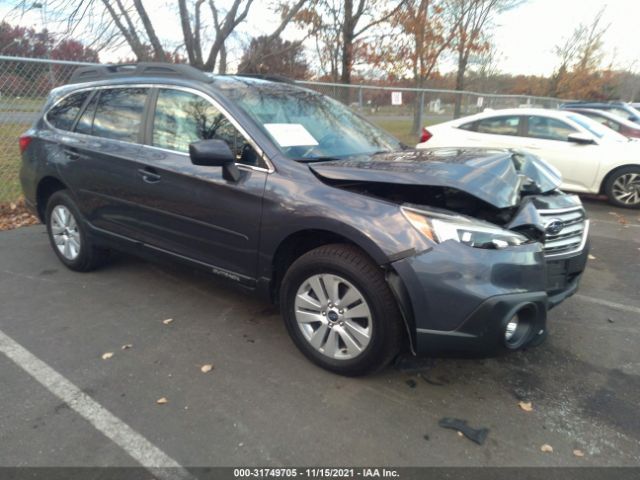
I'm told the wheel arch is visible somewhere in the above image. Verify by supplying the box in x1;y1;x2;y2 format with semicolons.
599;163;640;194
36;176;68;222
268;228;416;354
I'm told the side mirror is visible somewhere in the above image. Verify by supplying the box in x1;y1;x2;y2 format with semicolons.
567;132;595;145
189;139;240;182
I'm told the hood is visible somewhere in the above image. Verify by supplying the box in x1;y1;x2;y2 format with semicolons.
309;147;561;209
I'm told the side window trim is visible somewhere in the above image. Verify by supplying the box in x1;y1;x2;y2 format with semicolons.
45;84;274;173
143;88;160;146
147;86;269;171
71;90;97;133
70;90;96;132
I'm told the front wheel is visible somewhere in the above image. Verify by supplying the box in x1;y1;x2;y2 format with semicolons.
604;167;640;208
280;244;404;376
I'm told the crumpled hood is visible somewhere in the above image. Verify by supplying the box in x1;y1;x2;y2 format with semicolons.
309;147;561;209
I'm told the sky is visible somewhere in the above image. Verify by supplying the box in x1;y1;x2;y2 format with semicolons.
1;0;639;77
492;0;639;76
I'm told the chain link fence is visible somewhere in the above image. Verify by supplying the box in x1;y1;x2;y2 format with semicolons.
0;56;97;203
298;80;574;145
0;55;575;203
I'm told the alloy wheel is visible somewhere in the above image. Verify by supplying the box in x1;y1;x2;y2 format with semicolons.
612;173;640;205
50;205;81;260
294;273;372;360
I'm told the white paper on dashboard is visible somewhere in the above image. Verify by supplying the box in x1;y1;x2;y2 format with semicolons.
264;123;319;147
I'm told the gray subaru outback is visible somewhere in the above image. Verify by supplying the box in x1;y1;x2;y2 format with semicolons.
19;63;589;376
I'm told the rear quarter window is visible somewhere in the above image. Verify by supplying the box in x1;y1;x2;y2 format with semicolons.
46;91;90;131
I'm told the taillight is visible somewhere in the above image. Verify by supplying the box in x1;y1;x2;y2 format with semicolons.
420;127;432;143
19;135;32;153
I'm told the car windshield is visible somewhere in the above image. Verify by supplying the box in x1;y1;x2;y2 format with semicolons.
568;114;628;142
221;79;403;160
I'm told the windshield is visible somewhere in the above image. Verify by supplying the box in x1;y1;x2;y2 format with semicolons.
568;114;628;142
226;82;403;160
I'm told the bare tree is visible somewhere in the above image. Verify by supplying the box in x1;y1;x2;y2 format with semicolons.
450;0;521;117
9;0;308;72
295;0;405;87
549;7;609;98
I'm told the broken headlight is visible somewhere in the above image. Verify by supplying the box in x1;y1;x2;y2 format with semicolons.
401;206;528;249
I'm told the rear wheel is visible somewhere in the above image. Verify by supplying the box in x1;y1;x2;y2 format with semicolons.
604;167;640;208
280;244;403;376
45;190;109;271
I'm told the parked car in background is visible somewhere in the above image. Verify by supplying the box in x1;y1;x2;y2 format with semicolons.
560;102;640;124
20;63;589;376
564;108;640;139
417;108;640;208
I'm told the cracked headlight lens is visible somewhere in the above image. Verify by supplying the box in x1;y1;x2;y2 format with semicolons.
402;206;528;249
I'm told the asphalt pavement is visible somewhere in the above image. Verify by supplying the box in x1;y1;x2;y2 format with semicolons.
0;197;639;470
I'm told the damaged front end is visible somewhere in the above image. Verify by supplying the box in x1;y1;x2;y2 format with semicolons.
311;147;590;355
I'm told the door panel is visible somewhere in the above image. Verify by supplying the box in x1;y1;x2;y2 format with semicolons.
128;87;268;279
61;87;150;237
524;115;600;191
132;147;266;279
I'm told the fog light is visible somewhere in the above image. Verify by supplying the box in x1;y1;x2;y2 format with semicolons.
505;316;519;341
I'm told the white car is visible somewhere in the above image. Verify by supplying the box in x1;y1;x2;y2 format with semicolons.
416;108;640;208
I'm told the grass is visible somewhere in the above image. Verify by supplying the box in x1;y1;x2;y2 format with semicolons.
367;118;418;146
0;123;29;203
0;96;47;112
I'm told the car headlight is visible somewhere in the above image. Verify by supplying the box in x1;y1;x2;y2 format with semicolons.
401;206;528;249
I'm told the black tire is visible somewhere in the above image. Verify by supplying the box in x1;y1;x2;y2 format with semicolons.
280;244;404;376
45;190;109;272
604;166;640;209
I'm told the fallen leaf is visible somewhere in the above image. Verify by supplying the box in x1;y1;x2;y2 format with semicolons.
200;364;214;373
121;344;133;350
540;444;553;453
573;449;585;457
519;401;533;412
101;352;114;360
457;431;463;437
588;254;596;260
162;318;174;325
156;397;168;404
0;200;39;232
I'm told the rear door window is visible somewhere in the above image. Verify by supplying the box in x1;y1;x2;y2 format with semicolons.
475;116;520;136
47;91;90;131
91;88;148;142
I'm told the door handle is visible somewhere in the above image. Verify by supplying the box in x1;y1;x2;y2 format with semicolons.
138;167;161;183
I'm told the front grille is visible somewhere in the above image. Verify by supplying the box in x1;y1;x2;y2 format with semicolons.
539;207;589;257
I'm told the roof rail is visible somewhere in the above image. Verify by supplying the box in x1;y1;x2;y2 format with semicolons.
69;62;213;84
233;73;294;84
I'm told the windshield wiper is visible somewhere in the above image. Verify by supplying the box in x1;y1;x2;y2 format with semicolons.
295;156;344;163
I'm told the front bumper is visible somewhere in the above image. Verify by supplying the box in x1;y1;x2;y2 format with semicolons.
391;239;589;356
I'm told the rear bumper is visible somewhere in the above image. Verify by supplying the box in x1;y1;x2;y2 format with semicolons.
391;239;589;356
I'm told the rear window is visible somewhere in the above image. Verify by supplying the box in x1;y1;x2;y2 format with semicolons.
46;91;90;131
90;88;148;142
